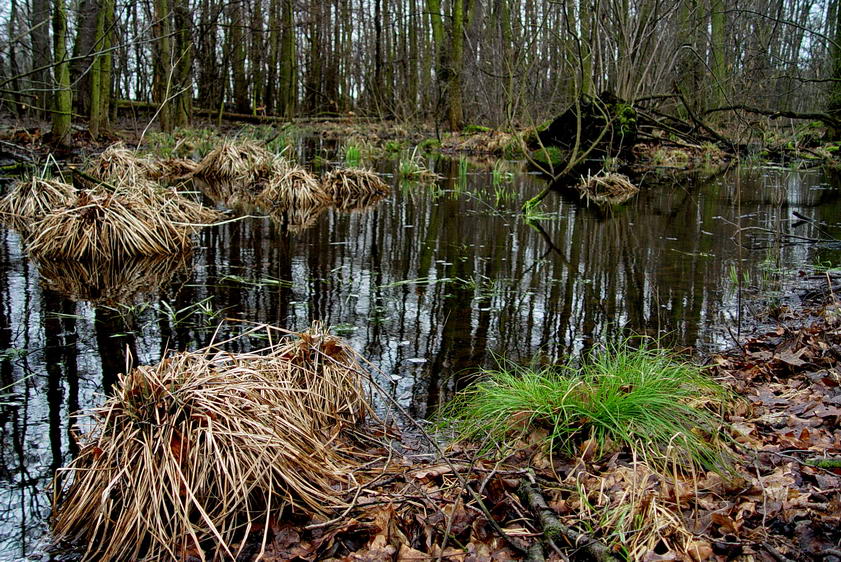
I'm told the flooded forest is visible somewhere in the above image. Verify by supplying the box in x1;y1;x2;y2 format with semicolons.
2;0;841;560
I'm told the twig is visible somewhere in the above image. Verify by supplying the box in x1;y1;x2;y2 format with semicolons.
315;349;529;556
517;476;617;561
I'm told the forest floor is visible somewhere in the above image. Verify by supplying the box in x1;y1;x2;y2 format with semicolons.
226;274;841;562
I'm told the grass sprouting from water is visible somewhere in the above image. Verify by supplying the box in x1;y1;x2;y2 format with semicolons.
438;342;733;473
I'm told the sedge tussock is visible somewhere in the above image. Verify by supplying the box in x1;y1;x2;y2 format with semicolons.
26;190;194;260
88;144;198;184
256;166;331;212
36;254;191;306
192;140;287;183
0;177;76;228
577;171;639;206
52;323;379;561
438;342;733;474
321;168;390;211
147;158;198;182
87;143;156;184
111;179;223;228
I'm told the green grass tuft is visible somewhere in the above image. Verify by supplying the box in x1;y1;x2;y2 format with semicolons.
438;342;734;474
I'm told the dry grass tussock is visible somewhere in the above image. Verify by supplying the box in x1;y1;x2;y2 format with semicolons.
0;176;76;228
87;143;197;183
577;171;639;206
192;140;287;182
52;323;381;561
256;166;331;212
24;177;220;260
322;168;390;211
36;254;190;306
441;129;518;155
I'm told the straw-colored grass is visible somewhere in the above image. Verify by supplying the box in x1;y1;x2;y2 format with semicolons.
256;166;331;212
147;158;198;182
192;140;286;182
577;171;639;206
0;177;76;227
321;168;390;211
52;323;378;561
87;143;156;184
27;190;194;260
112;179;223;228
36;254;191;306
87;144;198;184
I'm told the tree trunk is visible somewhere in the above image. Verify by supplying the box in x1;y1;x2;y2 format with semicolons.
152;0;173;131
229;1;250;114
7;0;22;115
89;0;113;138
71;0;100;116
447;0;464;130
709;0;727;109
828;0;841;139
172;0;192;127
279;0;296;117
30;0;52;117
51;0;73;145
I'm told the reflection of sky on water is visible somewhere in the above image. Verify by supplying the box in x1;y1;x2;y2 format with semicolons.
1;163;840;560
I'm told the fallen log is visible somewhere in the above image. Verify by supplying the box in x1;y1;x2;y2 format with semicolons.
517;478;617;561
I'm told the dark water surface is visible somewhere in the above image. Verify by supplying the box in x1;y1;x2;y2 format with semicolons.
1;159;840;559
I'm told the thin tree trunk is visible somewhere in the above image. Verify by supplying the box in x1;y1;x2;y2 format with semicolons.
52;0;73;145
31;0;52;117
172;0;192;127
152;0;173;131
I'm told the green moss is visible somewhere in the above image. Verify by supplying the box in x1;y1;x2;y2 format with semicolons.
384;140;404;154
462;124;492;135
417;138;441;152
529;146;566;167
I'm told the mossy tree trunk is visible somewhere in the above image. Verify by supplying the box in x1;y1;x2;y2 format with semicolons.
827;0;841;139
51;0;73;145
447;0;464;130
279;0;296;117
89;0;114;138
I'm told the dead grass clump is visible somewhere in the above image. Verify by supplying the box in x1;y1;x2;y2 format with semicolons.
256;166;331;212
146;158;198;182
441;129;518;155
87;143;156;183
322;168;390;211
0;176;76;228
114;180;222;228
87;145;198;184
577;171;639;206
52;323;378;561
36;254;190;306
27;190;193;260
193;140;285;182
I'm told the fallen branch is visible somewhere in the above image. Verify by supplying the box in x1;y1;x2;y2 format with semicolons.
517;478;617;561
805;457;841;469
705;104;841;130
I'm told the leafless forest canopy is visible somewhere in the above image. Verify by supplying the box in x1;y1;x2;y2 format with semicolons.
1;0;840;136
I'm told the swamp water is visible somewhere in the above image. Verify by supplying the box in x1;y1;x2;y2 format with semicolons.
1;157;840;560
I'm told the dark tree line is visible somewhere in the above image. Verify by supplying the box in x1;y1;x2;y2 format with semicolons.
1;0;840;143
